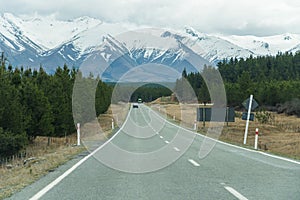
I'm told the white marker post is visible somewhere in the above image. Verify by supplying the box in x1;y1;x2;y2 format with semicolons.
173;115;175;120
243;94;253;144
112;119;114;129
194;120;197;131
254;128;259;150
77;123;80;146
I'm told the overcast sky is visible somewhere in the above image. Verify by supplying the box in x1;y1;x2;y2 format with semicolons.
1;0;300;36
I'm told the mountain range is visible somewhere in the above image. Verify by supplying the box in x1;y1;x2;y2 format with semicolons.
1;13;300;82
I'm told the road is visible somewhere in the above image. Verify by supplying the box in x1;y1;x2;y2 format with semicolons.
8;104;300;200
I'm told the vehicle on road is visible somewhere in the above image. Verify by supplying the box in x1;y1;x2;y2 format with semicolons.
138;98;142;103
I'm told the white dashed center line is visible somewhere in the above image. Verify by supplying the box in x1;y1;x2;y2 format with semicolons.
159;136;163;139
165;140;170;144
173;147;180;152
188;159;200;167
224;186;248;200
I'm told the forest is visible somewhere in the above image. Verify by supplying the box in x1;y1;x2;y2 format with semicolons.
108;82;173;103
2;51;300;158
176;51;300;116
0;60;112;158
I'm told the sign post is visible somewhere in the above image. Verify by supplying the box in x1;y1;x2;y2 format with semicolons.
243;94;253;144
202;103;206;127
77;123;80;146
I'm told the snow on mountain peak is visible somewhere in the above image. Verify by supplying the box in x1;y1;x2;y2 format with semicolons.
1;12;300;75
2;13;103;50
216;33;300;56
184;26;207;40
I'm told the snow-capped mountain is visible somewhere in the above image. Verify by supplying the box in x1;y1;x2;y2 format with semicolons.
217;33;300;55
1;13;300;81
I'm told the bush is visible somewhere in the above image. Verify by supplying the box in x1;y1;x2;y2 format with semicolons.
277;98;300;117
0;128;27;158
256;110;275;124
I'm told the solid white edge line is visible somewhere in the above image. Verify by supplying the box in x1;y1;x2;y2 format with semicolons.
29;104;133;200
188;159;200;167
224;186;248;200
148;105;300;166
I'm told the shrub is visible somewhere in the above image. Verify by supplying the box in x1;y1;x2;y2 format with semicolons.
0;128;27;158
256;110;275;124
277;98;300;117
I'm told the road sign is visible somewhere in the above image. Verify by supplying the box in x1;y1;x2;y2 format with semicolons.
226;107;235;122
197;107;235;122
242;98;259;110
242;112;254;121
197;108;211;122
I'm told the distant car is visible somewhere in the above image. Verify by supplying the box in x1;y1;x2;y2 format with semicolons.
133;103;139;108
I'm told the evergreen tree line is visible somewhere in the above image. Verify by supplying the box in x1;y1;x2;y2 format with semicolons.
177;52;300;113
108;83;172;103
174;67;210;103
0;62;112;158
130;84;172;102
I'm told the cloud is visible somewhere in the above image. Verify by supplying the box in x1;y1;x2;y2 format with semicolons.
1;0;300;36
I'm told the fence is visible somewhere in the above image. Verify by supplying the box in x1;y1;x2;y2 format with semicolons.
0;134;77;168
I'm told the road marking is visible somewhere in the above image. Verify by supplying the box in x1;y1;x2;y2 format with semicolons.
188;159;200;167
159;136;163;139
165;140;169;144
29;104;133;200
173;147;180;152
224;186;248;200
148;105;300;166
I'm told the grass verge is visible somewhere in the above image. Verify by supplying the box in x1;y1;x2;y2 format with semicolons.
149;103;300;161
0;103;129;200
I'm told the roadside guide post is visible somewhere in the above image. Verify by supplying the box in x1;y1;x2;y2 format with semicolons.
77;123;80;146
112;118;114;129
254;128;259;150
194;120;197;131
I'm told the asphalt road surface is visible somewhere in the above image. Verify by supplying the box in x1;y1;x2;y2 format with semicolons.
8;104;300;200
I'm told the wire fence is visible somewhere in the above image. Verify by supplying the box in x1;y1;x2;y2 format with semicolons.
0;134;77;169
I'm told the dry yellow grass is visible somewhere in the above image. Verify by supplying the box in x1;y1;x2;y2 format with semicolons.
0;103;129;200
150;103;300;160
0;136;85;200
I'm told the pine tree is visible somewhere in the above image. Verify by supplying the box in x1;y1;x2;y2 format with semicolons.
21;79;54;140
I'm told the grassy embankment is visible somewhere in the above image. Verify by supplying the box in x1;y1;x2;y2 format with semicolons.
149;99;300;160
0;103;129;200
